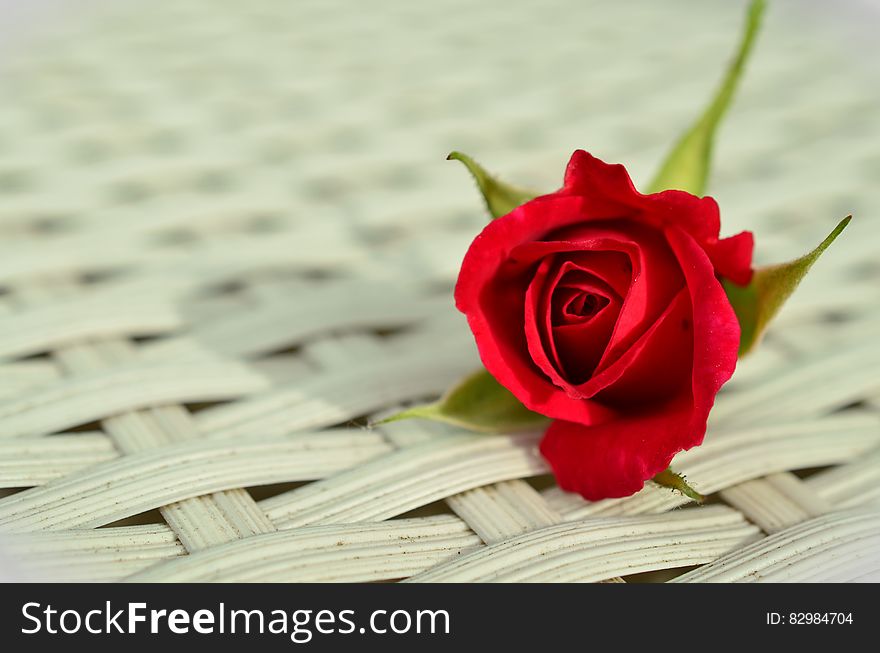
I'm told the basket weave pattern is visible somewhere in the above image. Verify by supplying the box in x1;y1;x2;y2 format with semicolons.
0;0;878;582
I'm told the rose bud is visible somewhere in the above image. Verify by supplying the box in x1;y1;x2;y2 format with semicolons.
454;150;754;500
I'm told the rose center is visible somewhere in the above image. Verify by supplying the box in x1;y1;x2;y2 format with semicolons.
550;285;612;327
564;292;609;319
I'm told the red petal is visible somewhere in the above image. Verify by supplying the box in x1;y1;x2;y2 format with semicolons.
705;231;754;285
511;221;683;374
524;257;569;385
506;235;636;284
595;288;692;406
553;302;620;384
541;263;621;385
524;257;623;402
562;150;640;208
583;224;683;373
539;400;692;500
554;250;633;298
564;286;690;400
561;150;722;243
538;228;740;501
455;201;617;425
665;226;740;415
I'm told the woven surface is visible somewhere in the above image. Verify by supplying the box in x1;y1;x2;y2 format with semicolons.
0;0;878;582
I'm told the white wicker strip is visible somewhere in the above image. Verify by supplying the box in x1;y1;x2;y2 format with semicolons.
719;473;832;534
0;434;392;531
181;282;449;359
806;450;880;509
127;517;483;583
0;362;63;400
196;332;476;439
673;508;880;582
446;480;563;545
0;360;269;439
3;526;187;582
708;341;880;428
261;433;547;528
0;433;117;488
408;507;759;582
0;295;181;361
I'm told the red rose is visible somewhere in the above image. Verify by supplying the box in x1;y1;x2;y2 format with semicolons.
454;150;754;500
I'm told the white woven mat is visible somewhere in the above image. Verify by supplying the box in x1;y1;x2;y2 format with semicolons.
0;0;878;582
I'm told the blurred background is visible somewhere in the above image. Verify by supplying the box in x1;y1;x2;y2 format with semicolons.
0;0;878;582
1;0;878;270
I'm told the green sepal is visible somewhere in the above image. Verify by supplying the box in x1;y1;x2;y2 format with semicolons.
652;468;705;502
724;216;851;356
376;369;549;433
447;151;536;220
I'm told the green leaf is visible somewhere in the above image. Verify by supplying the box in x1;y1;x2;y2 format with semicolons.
652;468;705;502
447;151;536;219
724;216;851;356
646;0;766;195
376;369;549;433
